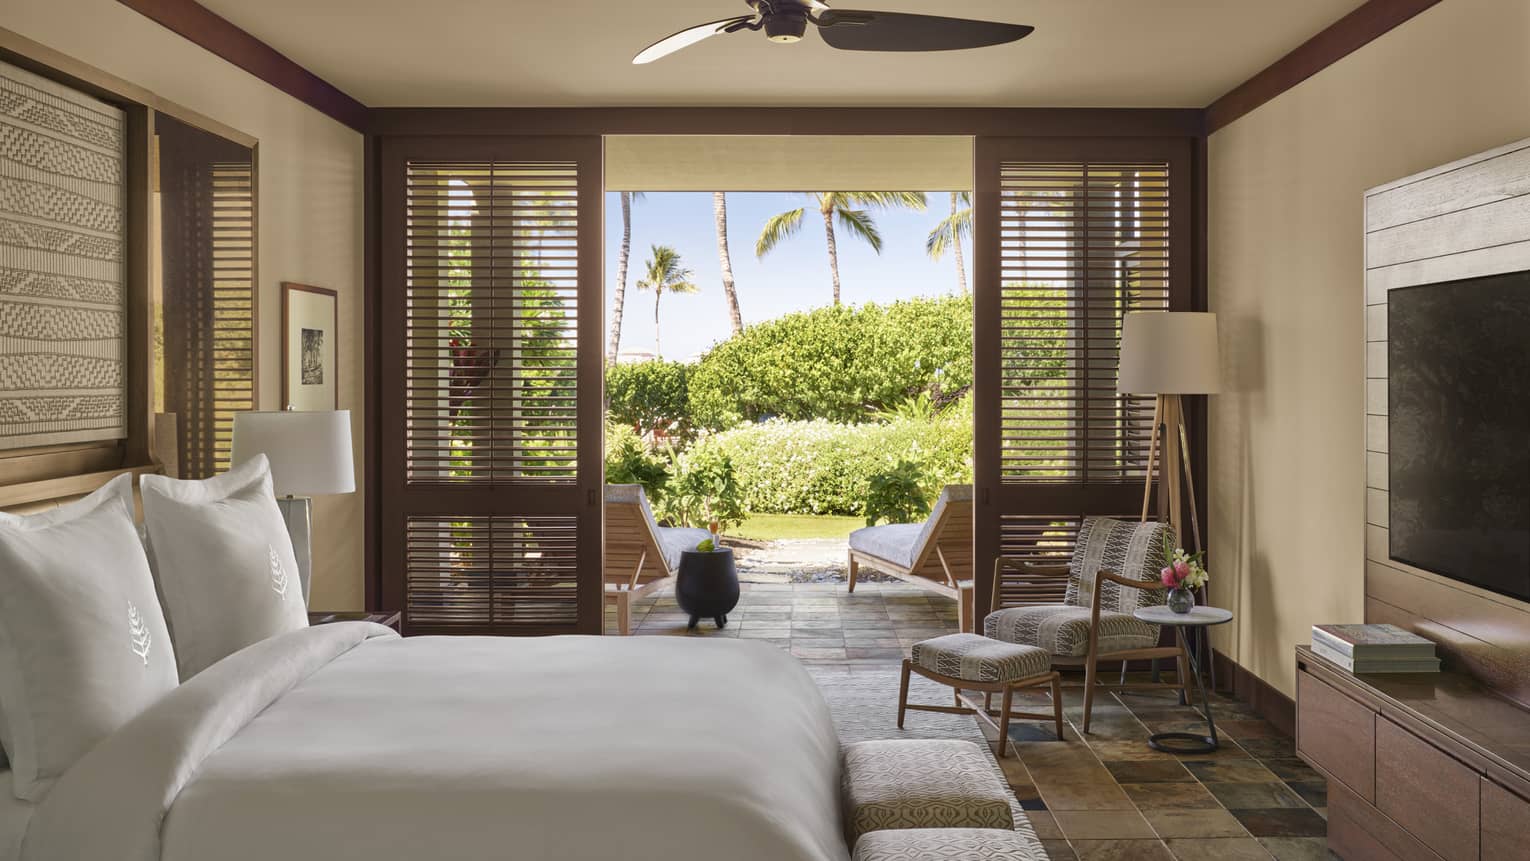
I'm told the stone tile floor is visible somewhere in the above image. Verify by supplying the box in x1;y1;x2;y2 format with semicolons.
616;580;963;662
611;580;1330;861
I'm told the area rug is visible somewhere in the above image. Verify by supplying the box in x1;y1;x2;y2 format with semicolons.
808;667;1045;858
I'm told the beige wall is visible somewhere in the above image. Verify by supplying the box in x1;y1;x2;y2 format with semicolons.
1207;0;1530;696
6;0;367;609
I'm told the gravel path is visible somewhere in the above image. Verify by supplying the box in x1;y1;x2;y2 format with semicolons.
730;538;898;584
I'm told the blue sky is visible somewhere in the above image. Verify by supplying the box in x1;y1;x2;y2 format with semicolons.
604;192;967;362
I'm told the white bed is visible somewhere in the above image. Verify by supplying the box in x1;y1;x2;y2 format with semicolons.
0;777;31;861
17;623;849;861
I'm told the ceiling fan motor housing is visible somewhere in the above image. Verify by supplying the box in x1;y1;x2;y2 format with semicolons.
764;9;808;43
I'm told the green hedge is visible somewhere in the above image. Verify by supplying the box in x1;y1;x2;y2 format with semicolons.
695;407;973;517
606;360;692;440
687;296;974;429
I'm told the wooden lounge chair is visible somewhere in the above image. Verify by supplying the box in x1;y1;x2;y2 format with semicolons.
847;485;975;632
603;484;711;635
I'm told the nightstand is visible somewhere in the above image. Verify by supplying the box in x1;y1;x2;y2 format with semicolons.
308;610;402;633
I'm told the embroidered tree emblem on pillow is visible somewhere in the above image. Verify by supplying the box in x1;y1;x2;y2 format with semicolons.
128;600;151;666
268;545;289;599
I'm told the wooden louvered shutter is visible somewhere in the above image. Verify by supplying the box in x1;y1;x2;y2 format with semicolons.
974;138;1191;617
379;137;603;635
156;113;257;479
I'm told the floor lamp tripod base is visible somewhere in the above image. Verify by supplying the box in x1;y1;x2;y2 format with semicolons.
1140;394;1201;553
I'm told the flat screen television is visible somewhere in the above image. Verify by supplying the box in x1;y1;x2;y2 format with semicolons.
1388;270;1530;602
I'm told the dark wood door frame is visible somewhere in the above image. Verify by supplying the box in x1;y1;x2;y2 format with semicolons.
374;135;605;632
365;111;1208;615
971;135;1204;622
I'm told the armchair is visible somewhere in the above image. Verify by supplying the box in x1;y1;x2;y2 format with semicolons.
982;517;1190;732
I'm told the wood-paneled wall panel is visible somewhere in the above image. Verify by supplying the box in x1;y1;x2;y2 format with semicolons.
1363;137;1530;706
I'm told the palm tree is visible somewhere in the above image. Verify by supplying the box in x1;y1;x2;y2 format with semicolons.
607;191;645;366
756;192;927;306
636;244;699;360
714;192;743;336
927;191;972;296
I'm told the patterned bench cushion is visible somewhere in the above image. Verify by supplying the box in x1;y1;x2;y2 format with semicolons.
842;740;1013;842
854;828;1038;861
910;633;1051;683
984;605;1159;658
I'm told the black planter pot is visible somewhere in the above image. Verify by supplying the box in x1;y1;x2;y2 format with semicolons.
676;547;741;630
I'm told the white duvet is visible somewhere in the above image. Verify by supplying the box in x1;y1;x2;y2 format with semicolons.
21;623;849;861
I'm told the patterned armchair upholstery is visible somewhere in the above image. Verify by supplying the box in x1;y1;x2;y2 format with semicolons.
984;517;1170;657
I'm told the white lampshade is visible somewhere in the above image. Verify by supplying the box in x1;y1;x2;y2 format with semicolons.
231;410;355;496
1117;312;1222;395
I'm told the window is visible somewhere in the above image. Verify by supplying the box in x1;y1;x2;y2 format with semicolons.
154;113;256;479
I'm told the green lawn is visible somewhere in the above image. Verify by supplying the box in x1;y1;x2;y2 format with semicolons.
731;513;864;542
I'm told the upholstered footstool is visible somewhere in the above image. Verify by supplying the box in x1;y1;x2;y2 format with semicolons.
854;828;1037;861
842;739;1014;844
901;633;1063;756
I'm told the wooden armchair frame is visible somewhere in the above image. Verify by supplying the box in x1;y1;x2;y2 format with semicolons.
988;557;1190;733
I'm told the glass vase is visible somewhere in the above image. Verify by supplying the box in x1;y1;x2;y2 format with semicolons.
1167;586;1195;615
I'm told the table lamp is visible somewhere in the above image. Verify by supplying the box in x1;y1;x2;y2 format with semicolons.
1118;312;1221;552
231;410;355;604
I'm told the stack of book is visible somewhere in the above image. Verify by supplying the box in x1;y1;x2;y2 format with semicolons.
1311;624;1440;673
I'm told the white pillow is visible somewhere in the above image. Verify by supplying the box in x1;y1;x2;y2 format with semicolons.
140;455;309;680
0;474;178;800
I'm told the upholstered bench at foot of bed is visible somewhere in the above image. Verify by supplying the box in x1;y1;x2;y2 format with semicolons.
853;828;1037;861
842;739;1013;843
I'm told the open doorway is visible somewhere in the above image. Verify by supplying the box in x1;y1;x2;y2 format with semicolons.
600;136;976;650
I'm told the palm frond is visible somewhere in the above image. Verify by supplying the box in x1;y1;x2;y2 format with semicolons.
637;244;698;296
840;191;928;211
755;208;806;257
926;209;973;259
836;208;883;254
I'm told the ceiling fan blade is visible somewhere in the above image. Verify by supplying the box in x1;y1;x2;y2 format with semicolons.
816;11;1033;52
633;15;754;64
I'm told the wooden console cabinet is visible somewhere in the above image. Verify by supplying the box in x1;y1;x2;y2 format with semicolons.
1295;647;1530;860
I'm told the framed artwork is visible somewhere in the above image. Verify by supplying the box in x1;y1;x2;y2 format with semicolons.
281;283;338;411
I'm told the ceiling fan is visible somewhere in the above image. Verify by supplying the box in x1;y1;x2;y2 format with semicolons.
633;1;1034;64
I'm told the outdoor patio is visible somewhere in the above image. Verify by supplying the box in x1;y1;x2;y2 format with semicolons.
619;578;963;664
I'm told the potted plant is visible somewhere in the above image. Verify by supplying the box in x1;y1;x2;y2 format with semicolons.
1159;534;1209;614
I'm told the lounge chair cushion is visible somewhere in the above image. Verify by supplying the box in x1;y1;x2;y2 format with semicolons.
847;485;973;571
656;526;713;572
842;739;1013;842
853;829;1036;861
848;523;923;569
910;633;1051;684
984;605;1159;658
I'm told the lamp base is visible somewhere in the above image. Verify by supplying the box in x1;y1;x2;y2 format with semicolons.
275;496;313;606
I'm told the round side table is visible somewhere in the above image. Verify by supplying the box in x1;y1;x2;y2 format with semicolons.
1133;604;1233;754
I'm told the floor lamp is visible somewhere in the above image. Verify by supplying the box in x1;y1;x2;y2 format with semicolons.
1119;312;1221;692
1117;312;1221;553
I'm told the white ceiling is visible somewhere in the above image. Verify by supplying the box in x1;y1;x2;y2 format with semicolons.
196;0;1361;109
